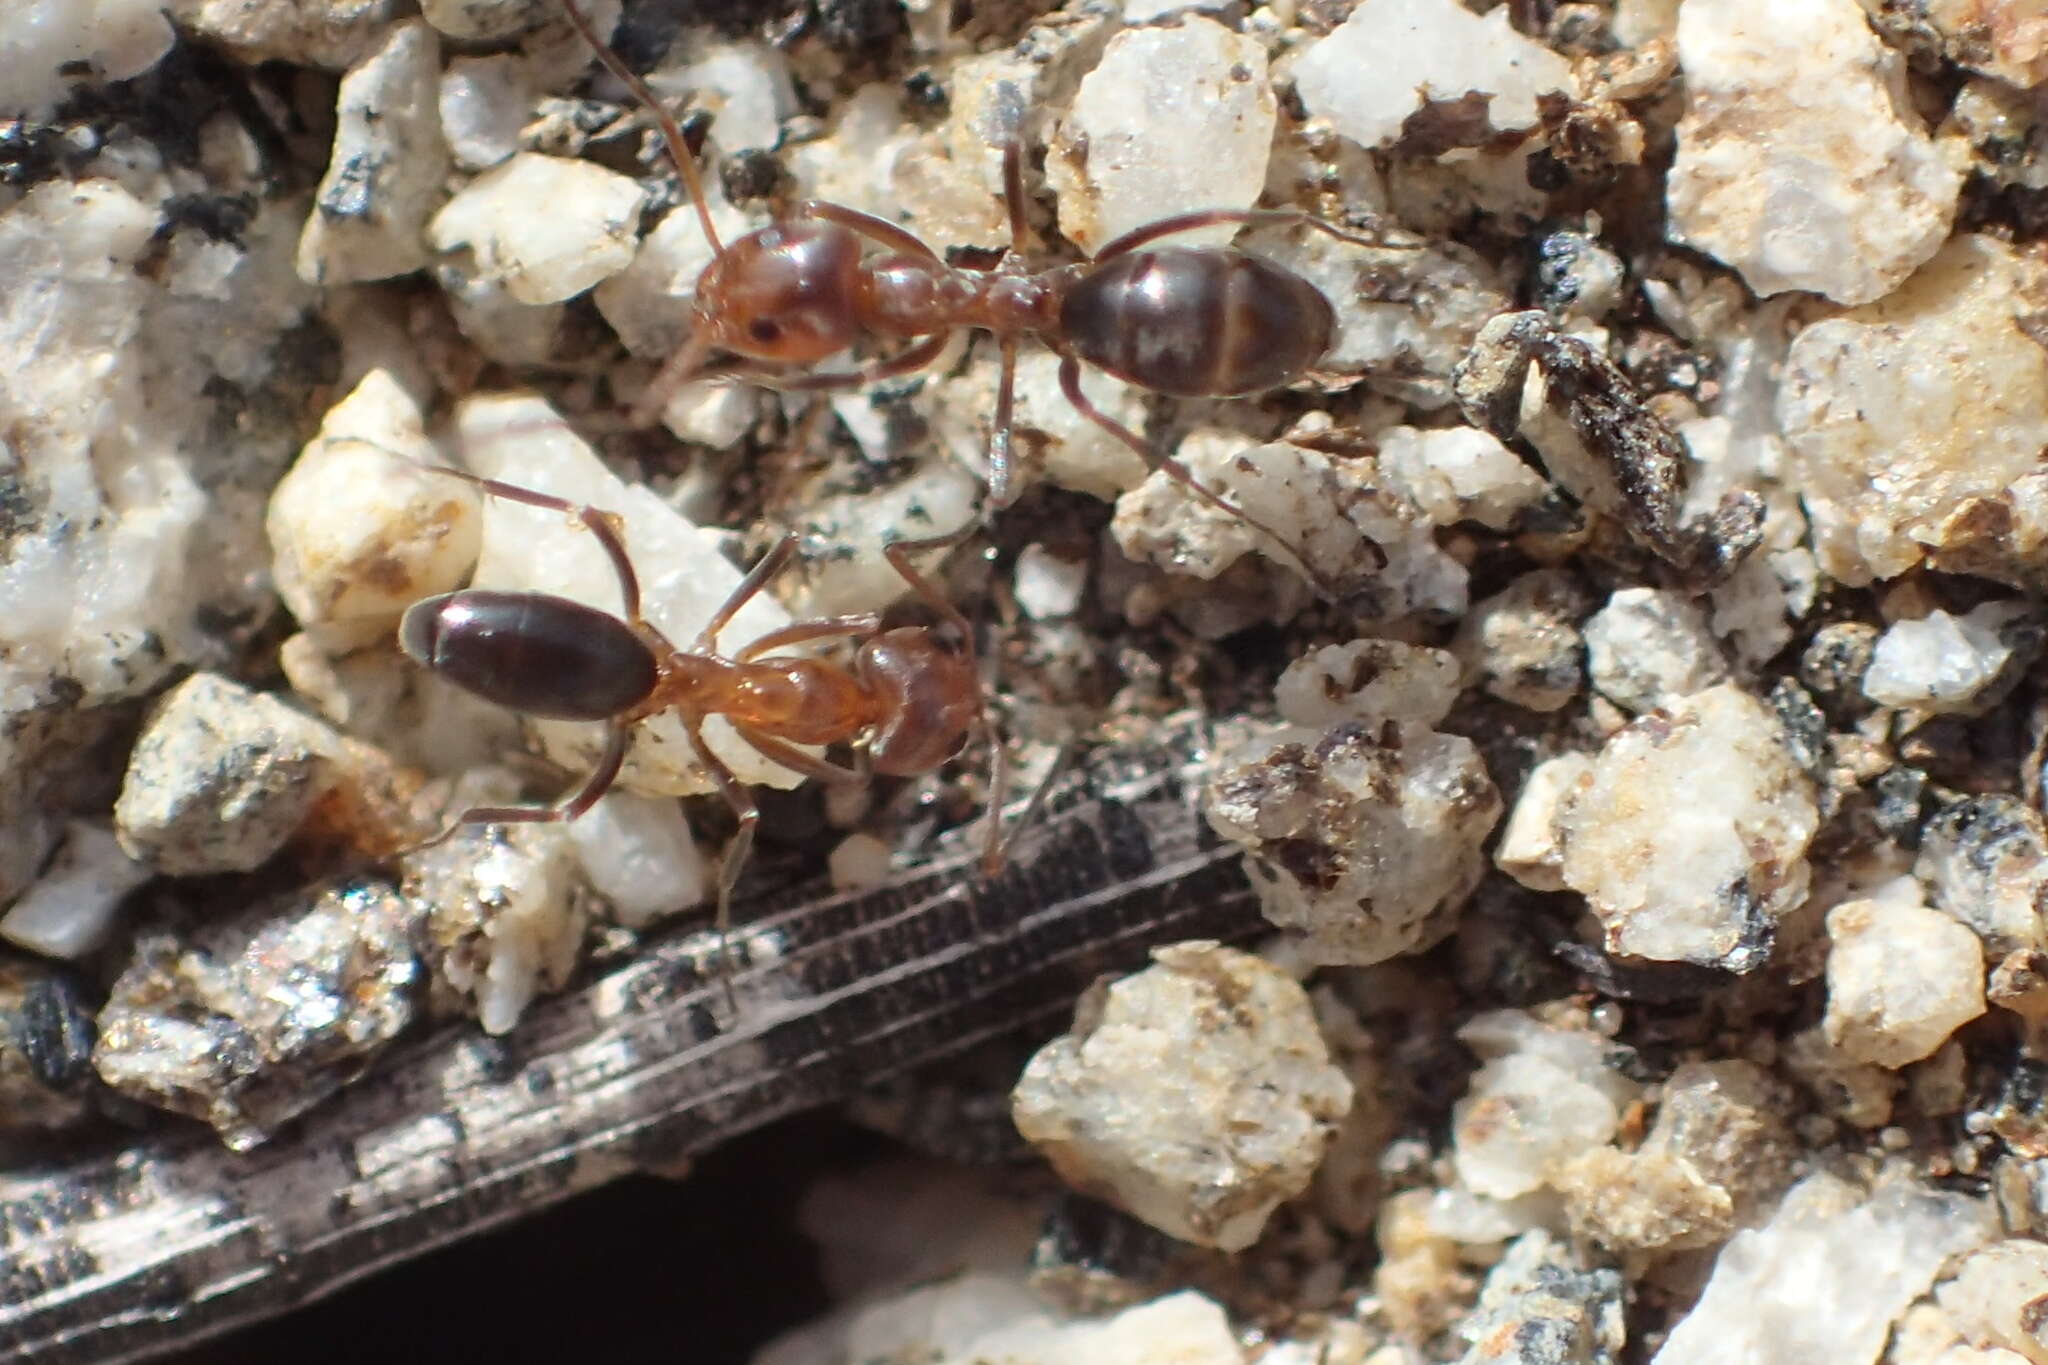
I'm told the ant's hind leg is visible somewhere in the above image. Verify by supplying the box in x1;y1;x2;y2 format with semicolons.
685;715;757;1015
986;335;1021;507
435;722;632;837
1054;355;1340;599
415;463;648;624
1091;208;1413;263
696;533;800;654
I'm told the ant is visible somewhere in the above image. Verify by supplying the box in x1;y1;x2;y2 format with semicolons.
556;0;1402;594
397;464;1002;1001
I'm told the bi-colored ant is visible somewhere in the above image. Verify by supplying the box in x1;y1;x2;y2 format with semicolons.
397;464;1002;995
556;0;1400;594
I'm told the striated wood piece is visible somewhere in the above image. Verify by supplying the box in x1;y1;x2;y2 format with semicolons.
0;725;1257;1363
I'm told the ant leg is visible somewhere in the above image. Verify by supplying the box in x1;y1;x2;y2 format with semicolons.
696;533;799;654
415;463;647;623
559;0;724;255
880;533;1009;876
1092;208;1411;262
684;714;755;1014
732;723;864;784
703;330;951;393
1000;137;1029;256
735;614;883;661
627;330;719;432
986;334;1021;507
448;721;631;828
1055;355;1340;598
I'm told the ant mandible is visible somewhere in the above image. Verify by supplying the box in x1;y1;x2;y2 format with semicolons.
398;465;1001;996
557;0;1396;593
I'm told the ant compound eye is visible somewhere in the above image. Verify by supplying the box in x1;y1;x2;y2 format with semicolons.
748;318;782;345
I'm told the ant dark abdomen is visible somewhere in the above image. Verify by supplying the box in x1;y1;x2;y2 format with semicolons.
1059;247;1338;399
401;590;658;722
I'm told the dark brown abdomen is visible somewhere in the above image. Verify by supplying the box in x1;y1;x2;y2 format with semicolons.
1058;247;1335;398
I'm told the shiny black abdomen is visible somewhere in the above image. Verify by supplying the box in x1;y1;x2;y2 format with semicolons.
398;590;658;722
1058;247;1336;398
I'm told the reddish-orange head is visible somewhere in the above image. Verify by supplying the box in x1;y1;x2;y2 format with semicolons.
693;222;866;365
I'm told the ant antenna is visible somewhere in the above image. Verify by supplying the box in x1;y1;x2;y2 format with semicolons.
558;0;725;257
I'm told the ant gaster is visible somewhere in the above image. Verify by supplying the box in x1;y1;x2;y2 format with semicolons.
558;0;1400;592
398;466;1001;997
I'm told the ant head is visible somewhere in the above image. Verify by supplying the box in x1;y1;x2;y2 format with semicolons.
694;221;866;365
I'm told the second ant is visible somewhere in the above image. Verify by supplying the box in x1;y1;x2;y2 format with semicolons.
397;454;1006;1005
556;0;1404;595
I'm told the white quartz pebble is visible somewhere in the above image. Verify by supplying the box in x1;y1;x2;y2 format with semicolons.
1666;0;1961;304
1294;0;1571;149
1012;943;1352;1251
1047;18;1275;254
429;152;645;304
268;369;482;652
297;20;449;287
1825;890;1986;1069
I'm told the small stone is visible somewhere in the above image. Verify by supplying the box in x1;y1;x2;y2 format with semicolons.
1554;1059;1794;1253
1455;311;1762;585
1651;1172;1996;1365
165;0;399;69
1862;0;2048;88
1800;621;1881;716
827;832;893;892
1114;433;1468;619
1046;18;1275;255
93;878;420;1150
1917;796;2048;954
1665;0;1962;305
1554;683;1818;972
434;260;565;367
114;673;343;877
428;152;645;304
0;820;152;959
1207;677;1501;965
1863;603;2040;715
1013;545;1088;621
297;20;450;287
1824;888;1987;1069
1452;1010;1640;1201
2;0;175;116
402;821;584;1035
419;0;549;41
0;956;100;1131
1272;639;1462;730
1455;1230;1625;1365
1453;570;1590;713
1376;425;1550;532
669;42;799;155
565;791;708;930
1012;942;1353;1251
1990;950;2048;1021
1783;1026;1901;1130
1779;235;2048;587
1938;1240;2048;1365
1583;588;1729;715
440;55;533;172
268;369;483;652
1293;0;1573;149
1495;753;1595;894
